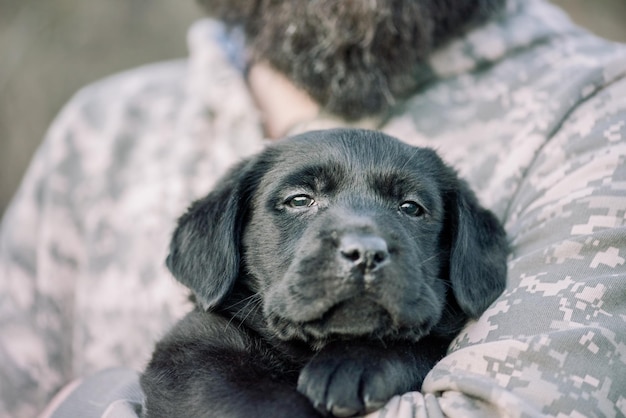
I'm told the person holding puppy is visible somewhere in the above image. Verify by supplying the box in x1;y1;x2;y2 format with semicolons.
1;0;625;417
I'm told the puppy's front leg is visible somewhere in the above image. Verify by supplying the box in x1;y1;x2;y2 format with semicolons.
297;337;449;417
141;310;320;418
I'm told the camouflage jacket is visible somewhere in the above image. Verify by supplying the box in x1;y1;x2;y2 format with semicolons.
2;0;626;416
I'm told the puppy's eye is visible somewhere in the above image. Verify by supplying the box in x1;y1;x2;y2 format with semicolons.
399;201;426;217
286;194;315;209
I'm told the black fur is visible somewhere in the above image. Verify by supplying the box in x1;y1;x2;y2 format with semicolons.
141;129;508;417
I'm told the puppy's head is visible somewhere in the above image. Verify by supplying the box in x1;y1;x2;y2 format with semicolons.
167;129;507;347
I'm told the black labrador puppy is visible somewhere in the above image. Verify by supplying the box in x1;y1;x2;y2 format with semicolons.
141;129;508;418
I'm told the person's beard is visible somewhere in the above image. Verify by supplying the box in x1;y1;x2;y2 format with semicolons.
198;0;504;120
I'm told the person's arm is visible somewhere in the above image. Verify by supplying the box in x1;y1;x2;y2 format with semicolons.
0;90;91;417
369;75;626;417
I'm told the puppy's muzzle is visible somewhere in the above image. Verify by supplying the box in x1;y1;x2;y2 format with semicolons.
339;233;389;275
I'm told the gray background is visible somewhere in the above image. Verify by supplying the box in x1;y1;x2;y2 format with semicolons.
1;0;626;215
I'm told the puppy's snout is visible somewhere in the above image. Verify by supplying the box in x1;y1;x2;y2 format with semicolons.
339;234;389;272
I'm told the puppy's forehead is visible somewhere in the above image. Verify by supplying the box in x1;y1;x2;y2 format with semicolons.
260;129;447;195
277;130;419;166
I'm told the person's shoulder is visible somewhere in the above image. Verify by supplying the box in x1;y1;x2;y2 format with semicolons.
71;60;187;108
45;59;189;140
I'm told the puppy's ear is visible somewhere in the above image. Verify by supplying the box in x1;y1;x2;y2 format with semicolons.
448;182;508;318
166;159;256;310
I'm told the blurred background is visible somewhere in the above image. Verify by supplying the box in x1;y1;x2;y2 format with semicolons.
1;0;626;216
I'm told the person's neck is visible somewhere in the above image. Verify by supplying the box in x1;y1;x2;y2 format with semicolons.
247;62;320;139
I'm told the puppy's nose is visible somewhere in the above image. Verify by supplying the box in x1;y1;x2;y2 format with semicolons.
339;234;389;272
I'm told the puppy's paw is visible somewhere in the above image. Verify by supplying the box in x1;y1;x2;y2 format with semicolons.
297;343;412;417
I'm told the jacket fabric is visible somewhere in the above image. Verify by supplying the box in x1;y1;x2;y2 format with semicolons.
2;0;625;416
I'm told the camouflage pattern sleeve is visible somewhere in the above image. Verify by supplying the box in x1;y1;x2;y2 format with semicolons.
367;76;626;418
0;93;85;417
0;59;216;417
0;20;264;417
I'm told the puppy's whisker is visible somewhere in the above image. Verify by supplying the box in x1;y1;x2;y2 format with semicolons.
399;147;422;172
223;293;260;312
237;299;262;327
224;294;263;330
415;251;443;268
